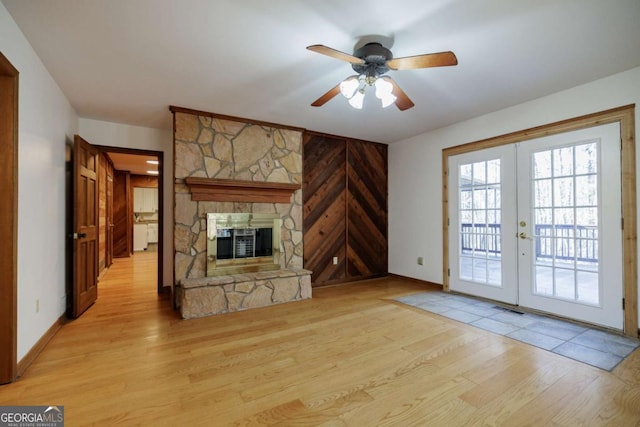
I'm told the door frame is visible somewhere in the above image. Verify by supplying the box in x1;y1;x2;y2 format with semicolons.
96;146;165;294
0;52;19;383
442;105;637;337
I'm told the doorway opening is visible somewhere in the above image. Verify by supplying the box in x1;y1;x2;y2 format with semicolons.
97;146;164;294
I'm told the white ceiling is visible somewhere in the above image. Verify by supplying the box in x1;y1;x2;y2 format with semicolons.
3;0;640;144
106;152;159;176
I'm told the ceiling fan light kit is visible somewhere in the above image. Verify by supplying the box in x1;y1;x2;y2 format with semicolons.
307;41;458;111
348;89;365;109
339;75;360;99
337;73;397;110
374;77;397;108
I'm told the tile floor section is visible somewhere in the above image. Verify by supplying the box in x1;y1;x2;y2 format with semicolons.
395;291;640;371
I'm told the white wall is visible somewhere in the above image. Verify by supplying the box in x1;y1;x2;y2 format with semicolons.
1;3;79;360
389;66;640;316
2;1;173;361
78;118;174;288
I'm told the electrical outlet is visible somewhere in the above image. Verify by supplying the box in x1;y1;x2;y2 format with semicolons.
417;257;424;266
36;299;40;313
333;256;338;265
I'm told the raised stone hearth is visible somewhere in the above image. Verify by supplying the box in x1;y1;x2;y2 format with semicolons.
175;268;312;319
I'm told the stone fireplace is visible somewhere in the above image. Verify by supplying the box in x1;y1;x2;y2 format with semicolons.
171;107;311;319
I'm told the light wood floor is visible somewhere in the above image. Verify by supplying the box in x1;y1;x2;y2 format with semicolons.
2;252;640;425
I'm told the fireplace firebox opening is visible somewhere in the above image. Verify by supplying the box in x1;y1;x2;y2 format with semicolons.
207;213;281;276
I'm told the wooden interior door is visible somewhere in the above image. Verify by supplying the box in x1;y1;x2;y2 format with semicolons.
72;135;99;317
0;52;18;384
106;162;114;267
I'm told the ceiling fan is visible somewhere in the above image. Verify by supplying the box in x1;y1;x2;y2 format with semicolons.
307;42;458;111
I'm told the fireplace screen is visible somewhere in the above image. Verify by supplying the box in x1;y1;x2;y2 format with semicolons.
207;213;281;276
216;228;273;259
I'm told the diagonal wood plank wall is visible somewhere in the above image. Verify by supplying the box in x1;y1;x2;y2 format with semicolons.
303;132;388;286
347;140;388;279
303;133;347;285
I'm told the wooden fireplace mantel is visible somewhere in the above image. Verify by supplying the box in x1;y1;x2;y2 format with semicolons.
184;177;300;203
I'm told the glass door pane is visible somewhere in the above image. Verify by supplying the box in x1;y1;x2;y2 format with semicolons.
458;159;502;286
531;142;600;304
448;145;517;304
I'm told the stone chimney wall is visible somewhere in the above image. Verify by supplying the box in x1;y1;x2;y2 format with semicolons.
173;111;303;284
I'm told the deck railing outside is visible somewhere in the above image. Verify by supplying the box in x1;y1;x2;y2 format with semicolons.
460;223;598;262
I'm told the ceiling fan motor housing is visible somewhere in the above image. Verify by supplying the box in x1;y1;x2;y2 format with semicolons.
352;42;392;77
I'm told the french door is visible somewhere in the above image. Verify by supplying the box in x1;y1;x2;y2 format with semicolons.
448;145;518;304
448;123;623;329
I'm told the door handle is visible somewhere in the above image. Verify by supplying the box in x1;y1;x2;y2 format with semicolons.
73;232;87;239
518;232;533;240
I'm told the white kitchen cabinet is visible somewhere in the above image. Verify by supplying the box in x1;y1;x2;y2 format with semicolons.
143;188;157;212
147;223;159;243
133;187;145;213
133;223;148;251
133;187;158;213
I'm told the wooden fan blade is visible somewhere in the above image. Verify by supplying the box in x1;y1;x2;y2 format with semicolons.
381;77;414;111
387;51;458;70
307;45;364;65
311;83;341;107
